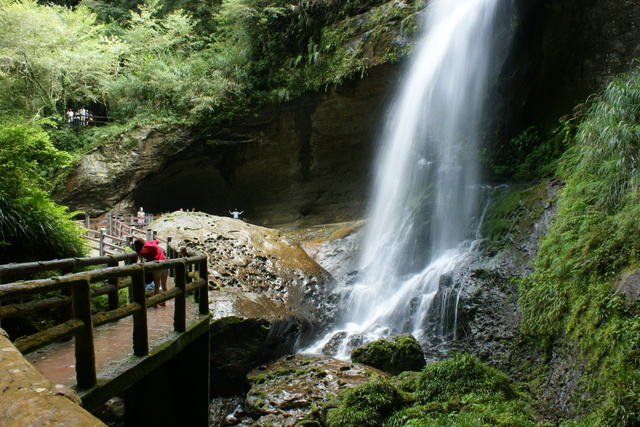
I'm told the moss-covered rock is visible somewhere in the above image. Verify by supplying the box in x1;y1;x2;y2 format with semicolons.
324;353;541;427
351;334;426;375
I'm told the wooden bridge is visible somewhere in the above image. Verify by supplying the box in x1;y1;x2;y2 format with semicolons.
79;214;160;256
0;239;212;425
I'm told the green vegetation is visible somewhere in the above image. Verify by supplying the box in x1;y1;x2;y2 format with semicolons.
0;122;86;263
0;0;420;263
351;334;426;376
1;0;421;133
479;182;549;256
518;70;640;426
325;353;541;427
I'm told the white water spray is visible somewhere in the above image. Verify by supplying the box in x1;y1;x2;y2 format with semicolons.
303;0;513;358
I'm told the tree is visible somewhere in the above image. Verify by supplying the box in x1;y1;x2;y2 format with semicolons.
0;0;121;119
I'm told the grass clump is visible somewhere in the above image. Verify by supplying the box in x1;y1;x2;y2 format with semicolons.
518;69;640;425
324;353;540;427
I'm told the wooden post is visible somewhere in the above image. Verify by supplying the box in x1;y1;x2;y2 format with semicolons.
73;278;97;389
108;260;119;310
108;215;113;236
166;237;174;278
60;265;76;322
166;237;173;259
198;259;208;315
174;261;186;333
99;229;105;256
131;268;149;356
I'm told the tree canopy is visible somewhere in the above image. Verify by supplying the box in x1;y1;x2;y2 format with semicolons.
0;0;418;262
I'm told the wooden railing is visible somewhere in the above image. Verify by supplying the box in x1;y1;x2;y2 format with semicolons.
79;214;162;256
0;244;208;389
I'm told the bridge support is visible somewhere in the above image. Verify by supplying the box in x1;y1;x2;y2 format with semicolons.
124;327;210;426
77;315;210;426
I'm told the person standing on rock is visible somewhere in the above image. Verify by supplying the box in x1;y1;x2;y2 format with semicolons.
137;207;146;228
229;208;243;219
133;238;168;306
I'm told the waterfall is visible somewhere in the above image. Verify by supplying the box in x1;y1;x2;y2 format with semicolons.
303;0;513;358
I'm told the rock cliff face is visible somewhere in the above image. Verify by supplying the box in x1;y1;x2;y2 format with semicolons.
59;65;399;226
57;0;640;225
507;0;640;133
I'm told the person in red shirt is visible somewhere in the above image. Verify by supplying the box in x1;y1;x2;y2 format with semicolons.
133;238;168;306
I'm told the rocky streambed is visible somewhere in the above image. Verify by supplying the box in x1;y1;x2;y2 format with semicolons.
144;207;552;426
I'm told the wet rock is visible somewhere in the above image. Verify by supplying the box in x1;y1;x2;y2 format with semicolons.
241;354;388;426
616;269;640;301
104;397;125;420
351;334;426;375
152;212;335;395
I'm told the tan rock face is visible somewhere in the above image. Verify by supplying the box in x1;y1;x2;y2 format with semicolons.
151;211;337;395
151;211;333;322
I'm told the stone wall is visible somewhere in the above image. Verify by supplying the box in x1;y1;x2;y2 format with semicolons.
0;329;105;426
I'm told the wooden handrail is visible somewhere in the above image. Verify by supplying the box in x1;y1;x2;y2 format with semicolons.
78;214;165;257
0;243;208;389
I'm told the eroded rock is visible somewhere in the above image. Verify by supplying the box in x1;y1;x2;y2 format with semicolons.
211;354;388;426
151;211;335;395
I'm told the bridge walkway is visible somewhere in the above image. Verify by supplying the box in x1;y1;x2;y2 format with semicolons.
26;278;201;387
0;244;211;425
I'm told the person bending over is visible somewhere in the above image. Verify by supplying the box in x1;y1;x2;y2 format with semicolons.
133;238;168;306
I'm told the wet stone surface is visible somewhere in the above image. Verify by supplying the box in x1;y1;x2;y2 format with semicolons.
209;354;387;426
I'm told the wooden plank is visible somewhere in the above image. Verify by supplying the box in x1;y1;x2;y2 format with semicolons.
174;261;186;333
0;294;71;320
72;278;96;389
14;319;84;354
130;269;148;357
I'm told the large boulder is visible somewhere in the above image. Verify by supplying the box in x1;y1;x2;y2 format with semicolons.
151;211;335;395
210;354;388;426
351;334;426;375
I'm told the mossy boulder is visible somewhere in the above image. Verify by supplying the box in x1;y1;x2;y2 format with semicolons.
351;334;426;375
324;353;538;427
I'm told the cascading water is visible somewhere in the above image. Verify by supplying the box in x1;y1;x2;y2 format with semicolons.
303;0;514;358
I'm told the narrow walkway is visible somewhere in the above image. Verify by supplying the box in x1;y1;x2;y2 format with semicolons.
25;280;202;387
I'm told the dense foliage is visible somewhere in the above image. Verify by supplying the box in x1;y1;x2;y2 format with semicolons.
1;0;419;132
0;0;419;263
325;353;540;426
0;123;86;263
518;70;640;426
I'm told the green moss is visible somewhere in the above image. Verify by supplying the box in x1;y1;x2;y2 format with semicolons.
479;182;549;256
519;69;640;425
325;379;405;427
247;367;317;385
415;353;518;403
324;353;540;427
351;334;425;375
